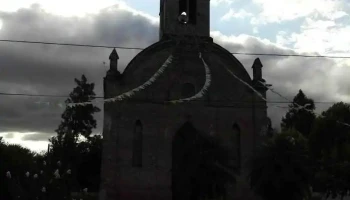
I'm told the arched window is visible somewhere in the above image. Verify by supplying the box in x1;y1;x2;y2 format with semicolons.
181;82;195;98
232;123;241;170
132;120;143;167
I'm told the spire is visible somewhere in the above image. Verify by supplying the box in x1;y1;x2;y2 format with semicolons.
252;58;263;69
109;48;119;60
109;48;119;72
252;57;263;81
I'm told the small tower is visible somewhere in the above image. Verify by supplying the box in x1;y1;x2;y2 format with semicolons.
252;57;269;98
105;48;121;98
159;0;210;40
252;58;263;81
109;48;119;72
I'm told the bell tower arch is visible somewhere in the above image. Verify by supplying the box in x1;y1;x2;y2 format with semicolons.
159;0;210;40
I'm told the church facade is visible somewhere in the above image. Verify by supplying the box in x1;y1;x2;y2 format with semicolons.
99;0;268;200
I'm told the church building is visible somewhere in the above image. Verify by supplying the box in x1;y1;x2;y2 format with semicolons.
99;0;268;199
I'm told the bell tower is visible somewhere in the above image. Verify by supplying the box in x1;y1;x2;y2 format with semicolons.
159;0;210;40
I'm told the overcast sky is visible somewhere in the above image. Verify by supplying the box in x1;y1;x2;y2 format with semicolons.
0;0;349;153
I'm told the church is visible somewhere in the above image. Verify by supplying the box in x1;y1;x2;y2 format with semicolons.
98;0;268;199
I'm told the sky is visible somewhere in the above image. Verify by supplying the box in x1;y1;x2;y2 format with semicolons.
0;0;350;153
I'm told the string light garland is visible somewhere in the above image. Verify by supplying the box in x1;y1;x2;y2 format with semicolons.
169;23;212;104
168;54;211;104
259;81;350;128
67;20;214;107
67;55;174;107
1;26;350;128
220;62;267;102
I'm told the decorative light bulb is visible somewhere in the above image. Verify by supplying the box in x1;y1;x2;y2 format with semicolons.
178;12;189;24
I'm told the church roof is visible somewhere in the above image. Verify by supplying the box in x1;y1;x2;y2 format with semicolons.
122;39;252;83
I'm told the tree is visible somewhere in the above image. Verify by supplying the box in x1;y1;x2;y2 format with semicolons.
309;102;350;161
56;74;100;140
248;129;313;200
0;142;37;200
48;75;100;188
76;135;103;192
308;102;350;199
281;89;316;137
266;117;276;138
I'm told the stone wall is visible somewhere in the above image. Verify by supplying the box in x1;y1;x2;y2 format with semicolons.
99;39;267;200
99;101;265;200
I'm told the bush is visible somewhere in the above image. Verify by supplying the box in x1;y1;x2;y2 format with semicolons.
5;160;88;200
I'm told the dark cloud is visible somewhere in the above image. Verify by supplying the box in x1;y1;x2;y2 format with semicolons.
3;132;14;139
21;132;55;141
0;3;348;140
211;33;349;128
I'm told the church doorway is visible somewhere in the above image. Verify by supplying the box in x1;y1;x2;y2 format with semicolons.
172;122;235;200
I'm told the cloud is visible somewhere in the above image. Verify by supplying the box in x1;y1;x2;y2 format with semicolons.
0;3;158;137
211;0;234;7
4;132;15;139
210;31;350;127
0;3;349;152
251;0;347;24
288;17;350;54
220;8;254;21
21;132;55;141
0;0;128;17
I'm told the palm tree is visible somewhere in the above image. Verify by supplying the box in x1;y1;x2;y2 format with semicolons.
248;129;313;200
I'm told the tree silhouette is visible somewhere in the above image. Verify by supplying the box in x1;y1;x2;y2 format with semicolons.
281;89;316;137
309;102;350;199
48;75;100;189
249;129;313;200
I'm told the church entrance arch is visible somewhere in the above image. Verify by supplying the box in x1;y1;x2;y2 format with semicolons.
172;121;200;200
171;122;234;200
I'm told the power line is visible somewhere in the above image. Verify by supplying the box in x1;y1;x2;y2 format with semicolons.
233;52;350;59
1;39;349;59
0;92;70;98
0;39;143;50
0;91;342;104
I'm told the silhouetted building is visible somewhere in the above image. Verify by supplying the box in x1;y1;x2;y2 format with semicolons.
99;0;268;199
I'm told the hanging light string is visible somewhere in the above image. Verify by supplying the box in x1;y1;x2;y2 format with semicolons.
213;58;350;128
219;62;267;102
68;18;213;107
169;21;212;104
67;55;174;107
67;22;187;107
168;55;211;104
259;81;350;128
218;58;270;135
31;39;350;128
6;40;349;129
4;14;347;127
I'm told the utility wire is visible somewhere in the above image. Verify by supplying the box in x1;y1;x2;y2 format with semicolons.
0;92;343;104
0;39;143;50
1;39;349;59
0;92;69;98
0;39;348;104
